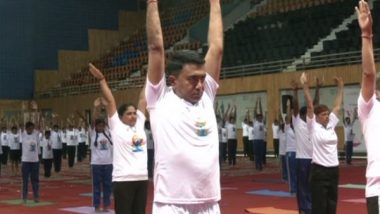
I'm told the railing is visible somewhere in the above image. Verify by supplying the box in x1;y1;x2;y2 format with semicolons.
36;76;146;98
36;49;380;98
220;49;380;79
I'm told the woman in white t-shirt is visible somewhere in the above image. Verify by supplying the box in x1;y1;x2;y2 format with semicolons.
90;118;113;212
89;63;148;214
301;72;343;214
276;110;287;182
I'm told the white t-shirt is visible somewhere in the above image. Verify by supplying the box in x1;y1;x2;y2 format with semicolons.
90;129;113;165
21;131;40;162
285;124;296;152
248;126;254;141
252;120;265;140
145;74;220;204
60;130;67;144
109;111;147;182
293;115;313;159
344;125;355;142
78;128;88;143
51;130;62;149
221;127;227;143
8;132;21;150
66;129;79;146
242;122;249;137
358;94;380;197
41;137;53;159
307;113;339;167
1;132;9;146
279;131;287;155
272;123;279;139
225;122;236;140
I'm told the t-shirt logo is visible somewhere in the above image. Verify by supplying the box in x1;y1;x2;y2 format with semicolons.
195;118;209;137
259;125;263;131
30;142;36;152
99;139;108;150
132;134;144;152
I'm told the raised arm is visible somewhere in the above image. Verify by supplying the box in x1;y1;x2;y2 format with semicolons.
137;87;147;115
253;98;259;119
204;0;224;82
277;109;284;125
223;104;231;122
146;0;165;85
245;109;250;121
342;107;347;126
301;72;314;119
254;97;263;119
89;63;116;117
332;77;344;117
291;80;299;117
231;105;237;121
356;0;376;101
285;99;292;124
92;97;102;127
352;107;358;124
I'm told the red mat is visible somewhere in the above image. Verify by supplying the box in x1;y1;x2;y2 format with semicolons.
0;158;368;214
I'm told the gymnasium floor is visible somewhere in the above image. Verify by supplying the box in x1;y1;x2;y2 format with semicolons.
0;157;367;214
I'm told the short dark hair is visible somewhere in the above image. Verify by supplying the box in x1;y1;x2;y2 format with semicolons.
314;104;329;115
117;103;136;118
25;121;34;129
167;50;205;76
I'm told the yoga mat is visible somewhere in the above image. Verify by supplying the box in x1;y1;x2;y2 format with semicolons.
245;207;298;214
60;206;114;214
246;189;294;197
339;184;366;190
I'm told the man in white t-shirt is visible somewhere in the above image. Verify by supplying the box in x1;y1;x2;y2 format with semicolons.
51;124;62;173
1;126;9;166
272;119;280;158
145;0;223;213
242;118;249;158
356;1;380;213
66;124;79;168
343;115;356;165
21;122;41;203
291;77;321;214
